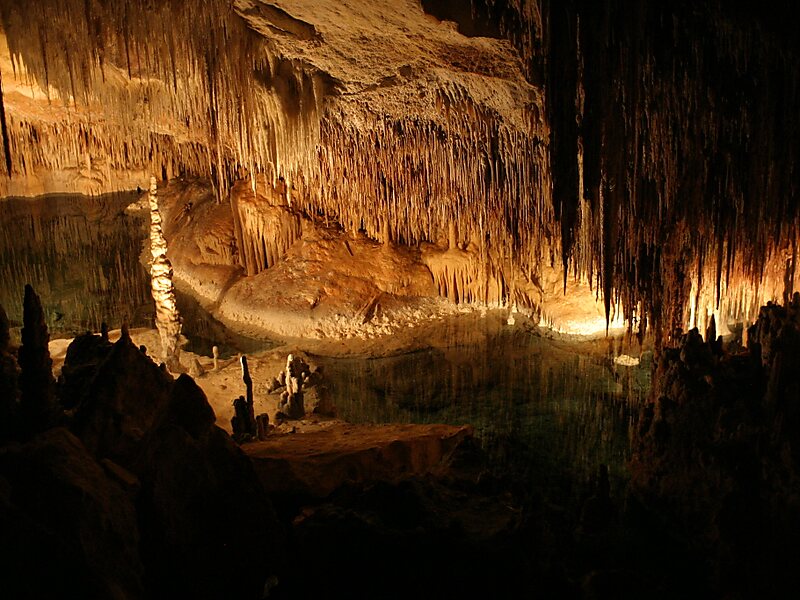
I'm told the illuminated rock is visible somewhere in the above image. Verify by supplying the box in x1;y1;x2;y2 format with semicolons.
277;353;308;420
148;176;182;370
0;1;797;340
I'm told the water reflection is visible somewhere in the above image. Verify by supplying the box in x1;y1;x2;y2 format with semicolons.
0;193;272;359
175;289;274;359
0;193;152;335
319;322;650;483
1;193;652;487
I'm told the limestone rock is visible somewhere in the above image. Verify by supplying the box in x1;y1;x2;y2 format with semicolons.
71;328;173;465
188;357;205;378
63;329;284;597
0;427;144;599
17;284;58;437
134;374;284;599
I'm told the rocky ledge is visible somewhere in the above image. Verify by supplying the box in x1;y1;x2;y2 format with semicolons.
246;421;472;498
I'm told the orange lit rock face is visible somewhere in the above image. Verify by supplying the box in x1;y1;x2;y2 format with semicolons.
0;2;798;342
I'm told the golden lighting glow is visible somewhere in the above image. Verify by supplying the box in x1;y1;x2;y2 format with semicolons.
684;247;791;339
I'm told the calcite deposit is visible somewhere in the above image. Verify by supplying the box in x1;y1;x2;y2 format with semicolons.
1;1;796;339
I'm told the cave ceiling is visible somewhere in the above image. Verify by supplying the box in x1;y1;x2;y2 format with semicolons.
0;0;797;340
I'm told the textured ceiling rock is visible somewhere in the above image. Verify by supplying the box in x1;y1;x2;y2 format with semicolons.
0;1;797;341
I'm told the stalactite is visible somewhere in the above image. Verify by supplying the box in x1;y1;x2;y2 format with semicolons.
0;68;12;177
547;0;580;284
0;0;797;340
0;0;324;191
232;179;303;277
148;176;181;370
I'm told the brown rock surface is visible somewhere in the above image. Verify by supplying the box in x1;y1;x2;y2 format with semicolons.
0;427;144;599
246;420;472;498
71;328;174;465
134;373;284;599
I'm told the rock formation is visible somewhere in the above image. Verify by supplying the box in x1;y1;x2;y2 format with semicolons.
148;177;182;370
71;326;175;465
57;330;114;410
0;427;144;599
17;284;57;437
0;0;798;596
630;296;800;597
134;373;283;599
277;353;309;420
230;354;257;441
1;1;796;336
0;281;287;598
0;302;18;441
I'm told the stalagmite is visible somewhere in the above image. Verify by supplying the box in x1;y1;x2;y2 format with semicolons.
240;354;254;411
17;284;57;436
148;176;182;370
278;354;308;420
230;354;256;440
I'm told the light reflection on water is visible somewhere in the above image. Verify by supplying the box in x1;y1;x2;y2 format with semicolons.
318;323;650;483
1;193;651;484
0;192;152;335
0;192;271;359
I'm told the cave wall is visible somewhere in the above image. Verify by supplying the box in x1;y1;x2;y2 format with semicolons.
0;0;797;339
544;0;800;340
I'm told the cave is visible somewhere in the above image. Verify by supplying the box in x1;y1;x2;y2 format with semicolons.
1;1;798;598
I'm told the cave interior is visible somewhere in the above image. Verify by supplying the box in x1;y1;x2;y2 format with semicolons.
1;1;799;598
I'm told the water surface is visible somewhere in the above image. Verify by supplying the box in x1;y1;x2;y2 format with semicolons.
0;192;151;335
1;193;650;489
319;320;650;485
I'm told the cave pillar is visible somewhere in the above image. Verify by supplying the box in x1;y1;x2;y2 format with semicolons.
148;177;182;371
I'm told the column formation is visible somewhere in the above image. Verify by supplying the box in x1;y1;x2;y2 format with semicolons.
149;176;182;370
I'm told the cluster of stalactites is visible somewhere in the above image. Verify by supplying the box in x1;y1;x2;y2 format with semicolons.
305;102;554;282
686;238;797;341
148;176;181;369
536;0;800;341
0;0;324;197
421;236;542;309
235;197;303;278
2;0;796;342
0;0;558;314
